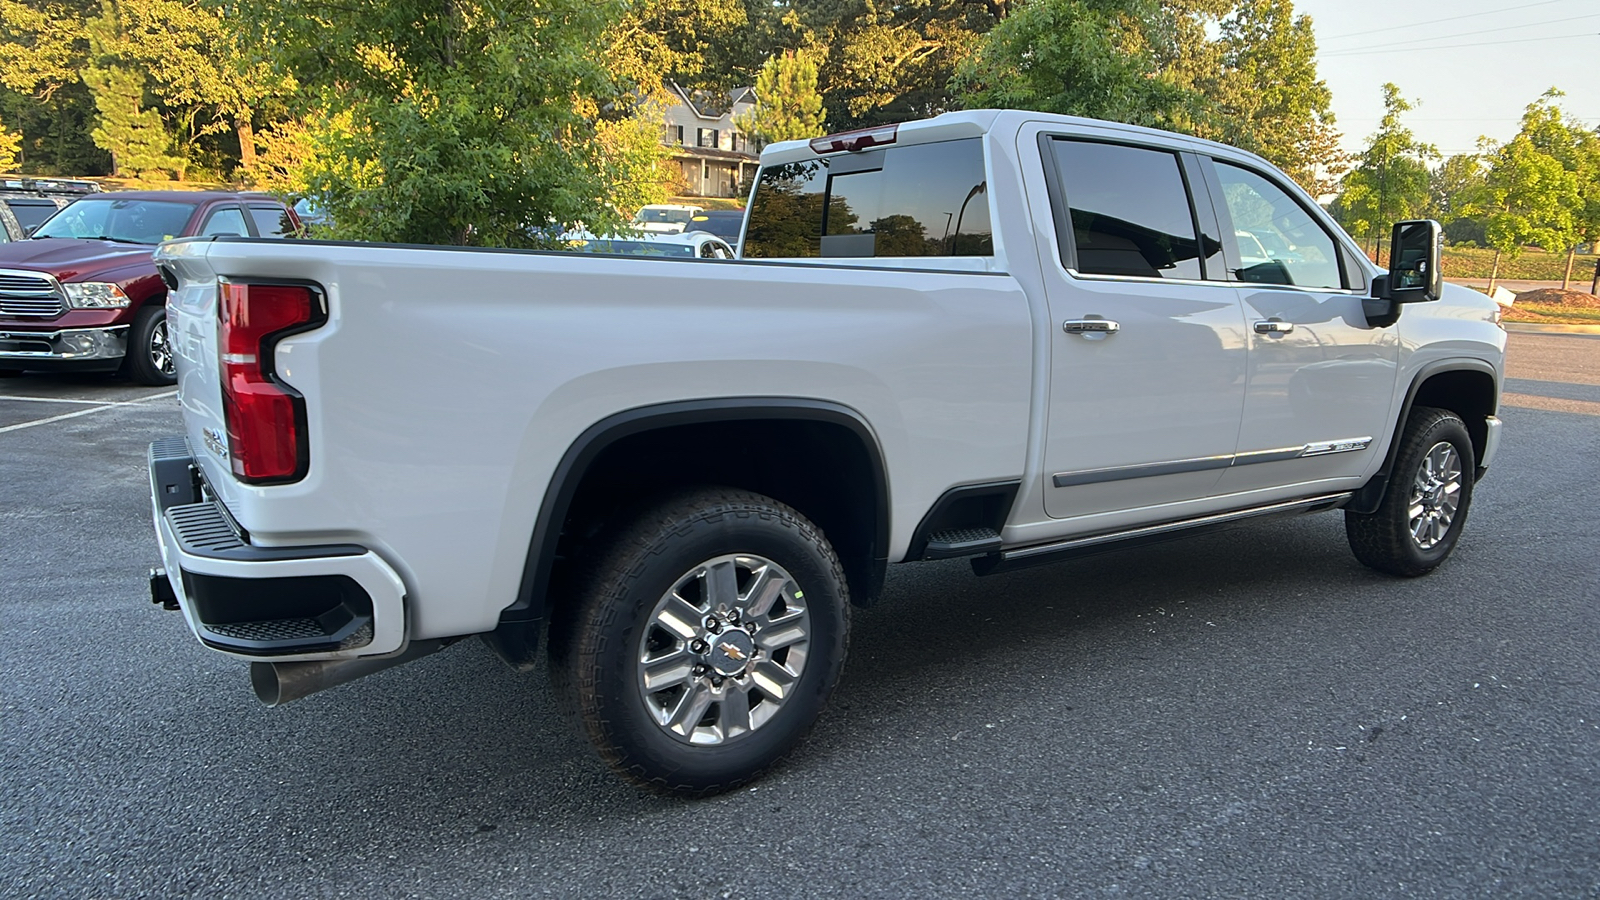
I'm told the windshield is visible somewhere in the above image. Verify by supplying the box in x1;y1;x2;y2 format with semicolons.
632;208;696;226
568;239;696;258
33;198;197;244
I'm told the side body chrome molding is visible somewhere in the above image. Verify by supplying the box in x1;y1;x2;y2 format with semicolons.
1052;437;1371;488
972;492;1353;576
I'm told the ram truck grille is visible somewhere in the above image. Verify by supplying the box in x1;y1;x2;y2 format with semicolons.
0;271;65;317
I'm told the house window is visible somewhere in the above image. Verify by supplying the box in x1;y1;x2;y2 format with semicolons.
731;133;745;153
698;128;719;149
664;125;684;146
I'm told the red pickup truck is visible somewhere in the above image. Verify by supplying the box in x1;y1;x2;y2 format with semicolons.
0;190;299;385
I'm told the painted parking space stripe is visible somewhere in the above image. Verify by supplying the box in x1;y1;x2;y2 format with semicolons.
0;394;138;406
0;390;177;434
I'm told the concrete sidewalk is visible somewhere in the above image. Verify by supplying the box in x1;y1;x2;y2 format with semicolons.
1447;278;1598;295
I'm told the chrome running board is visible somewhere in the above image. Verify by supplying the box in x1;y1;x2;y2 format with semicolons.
971;492;1353;576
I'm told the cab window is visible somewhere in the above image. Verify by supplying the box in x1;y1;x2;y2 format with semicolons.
200;206;249;237
1210;162;1343;290
744;139;992;258
1050;140;1206;281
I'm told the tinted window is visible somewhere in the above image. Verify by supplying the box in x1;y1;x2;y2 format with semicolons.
1212;162;1342;289
6;198;64;232
201;207;249;237
1052;141;1204;280
744;138;992;258
248;205;293;238
32;198;196;244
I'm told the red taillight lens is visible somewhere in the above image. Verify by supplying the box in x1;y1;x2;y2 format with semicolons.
218;282;318;483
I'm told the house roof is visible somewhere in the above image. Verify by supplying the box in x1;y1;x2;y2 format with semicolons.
669;82;755;121
668;145;759;163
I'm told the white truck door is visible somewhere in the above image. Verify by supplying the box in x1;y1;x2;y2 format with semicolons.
1033;137;1249;521
1199;158;1400;495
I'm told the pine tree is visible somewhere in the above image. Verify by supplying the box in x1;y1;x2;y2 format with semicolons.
83;65;180;177
737;51;827;145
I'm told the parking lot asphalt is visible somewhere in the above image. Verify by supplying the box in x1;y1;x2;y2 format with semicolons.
1;336;1597;899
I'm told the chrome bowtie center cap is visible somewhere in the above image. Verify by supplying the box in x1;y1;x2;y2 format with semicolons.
708;629;755;677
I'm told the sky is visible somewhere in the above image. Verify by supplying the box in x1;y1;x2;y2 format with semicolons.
1292;0;1600;160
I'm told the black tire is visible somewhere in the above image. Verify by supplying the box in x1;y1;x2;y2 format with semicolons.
1346;406;1475;577
120;304;176;386
548;487;850;795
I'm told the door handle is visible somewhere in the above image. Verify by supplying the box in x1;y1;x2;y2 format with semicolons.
1254;319;1295;335
1063;319;1120;336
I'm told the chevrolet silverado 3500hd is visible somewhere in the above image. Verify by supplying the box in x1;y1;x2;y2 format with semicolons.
148;110;1505;793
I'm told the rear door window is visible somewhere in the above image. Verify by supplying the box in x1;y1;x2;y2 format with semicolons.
1050;140;1206;280
744;138;992;258
247;205;294;238
200;206;249;237
5;199;61;233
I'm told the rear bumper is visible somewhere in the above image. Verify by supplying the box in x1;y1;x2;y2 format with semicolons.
0;325;127;369
148;436;407;662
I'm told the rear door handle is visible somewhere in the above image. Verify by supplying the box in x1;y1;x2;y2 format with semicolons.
1254;319;1295;334
1063;319;1120;336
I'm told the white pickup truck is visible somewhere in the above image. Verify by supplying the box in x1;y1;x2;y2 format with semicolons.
148;110;1505;793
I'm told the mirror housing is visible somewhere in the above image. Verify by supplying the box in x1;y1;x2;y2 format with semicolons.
1386;219;1443;303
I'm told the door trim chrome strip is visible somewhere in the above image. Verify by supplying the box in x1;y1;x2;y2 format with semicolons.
1003;492;1355;562
1051;437;1372;488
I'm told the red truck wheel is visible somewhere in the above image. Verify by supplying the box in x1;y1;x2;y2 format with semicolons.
122;305;176;386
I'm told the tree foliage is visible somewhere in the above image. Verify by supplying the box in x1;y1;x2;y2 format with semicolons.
83;64;183;176
0;116;19;170
953;0;1200;130
1330;83;1436;251
737;51;827;144
240;0;635;246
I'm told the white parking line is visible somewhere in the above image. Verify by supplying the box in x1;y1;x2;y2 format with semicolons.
0;394;129;405
0;390;178;435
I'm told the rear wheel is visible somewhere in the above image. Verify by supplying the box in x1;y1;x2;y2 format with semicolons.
121;305;176;386
549;488;849;794
1346;406;1475;577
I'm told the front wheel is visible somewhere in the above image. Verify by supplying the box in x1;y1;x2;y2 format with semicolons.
121;305;176;386
1346;406;1476;577
549;488;850;794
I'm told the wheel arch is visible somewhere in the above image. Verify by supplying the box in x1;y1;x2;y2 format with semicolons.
1348;359;1499;515
485;398;890;667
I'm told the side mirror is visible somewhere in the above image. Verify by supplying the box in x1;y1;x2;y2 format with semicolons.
1387;219;1443;303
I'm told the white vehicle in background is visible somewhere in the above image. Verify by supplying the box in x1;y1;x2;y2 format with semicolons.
148;110;1505;796
629;204;704;234
563;230;734;259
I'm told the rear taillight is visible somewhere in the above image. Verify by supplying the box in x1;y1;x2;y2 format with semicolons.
218;281;322;484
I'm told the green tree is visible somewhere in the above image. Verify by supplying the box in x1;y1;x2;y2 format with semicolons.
0;0;109;173
242;0;632;247
1331;83;1436;255
90;0;286;171
737;51;827;144
83;64;182;176
1466;133;1579;293
1211;0;1344;196
1429;153;1487;246
1516;89;1600;288
953;0;1202;129
0;116;19;170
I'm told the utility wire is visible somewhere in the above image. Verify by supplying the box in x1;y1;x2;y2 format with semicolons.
1322;32;1596;57
1319;11;1600;54
1318;0;1571;42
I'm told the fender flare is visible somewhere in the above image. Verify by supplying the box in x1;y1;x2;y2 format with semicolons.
498;397;891;631
1348;358;1499;515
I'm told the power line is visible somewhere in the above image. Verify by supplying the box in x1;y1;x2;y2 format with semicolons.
1320;11;1600;54
1322;32;1597;57
1318;0;1571;42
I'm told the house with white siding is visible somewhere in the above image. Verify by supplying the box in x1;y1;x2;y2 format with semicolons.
661;83;761;200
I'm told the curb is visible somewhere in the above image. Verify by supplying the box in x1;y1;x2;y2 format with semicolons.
1503;323;1600;335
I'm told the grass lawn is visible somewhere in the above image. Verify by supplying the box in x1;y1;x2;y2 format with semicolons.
1501;303;1600;325
1439;246;1598;282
